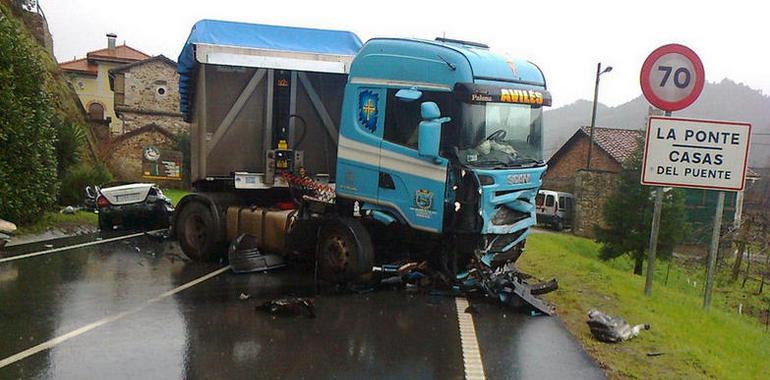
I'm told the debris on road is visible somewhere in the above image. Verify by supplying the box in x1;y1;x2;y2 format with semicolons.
229;234;286;274
239;293;251;301
256;297;315;318
460;261;558;316
587;309;650;343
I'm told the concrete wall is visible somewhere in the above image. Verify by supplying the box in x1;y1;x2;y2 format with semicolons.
573;170;619;238
543;133;622;194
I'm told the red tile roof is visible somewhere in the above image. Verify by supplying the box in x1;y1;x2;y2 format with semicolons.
58;57;98;76
87;44;150;62
59;44;150;74
579;126;643;164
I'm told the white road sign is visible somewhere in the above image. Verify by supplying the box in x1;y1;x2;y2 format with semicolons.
641;116;751;191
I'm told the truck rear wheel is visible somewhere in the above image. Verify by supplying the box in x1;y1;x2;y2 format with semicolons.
176;201;225;262
317;218;374;283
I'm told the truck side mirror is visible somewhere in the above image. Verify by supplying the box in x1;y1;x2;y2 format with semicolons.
395;88;422;101
418;102;450;162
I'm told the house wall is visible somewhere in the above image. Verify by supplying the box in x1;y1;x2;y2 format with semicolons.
543;134;622;193
573;170;619;238
65;62;123;133
114;59;189;135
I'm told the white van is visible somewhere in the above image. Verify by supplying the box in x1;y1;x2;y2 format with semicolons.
535;190;574;231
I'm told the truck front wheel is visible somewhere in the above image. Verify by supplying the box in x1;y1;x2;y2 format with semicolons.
317;218;374;283
176;201;225;262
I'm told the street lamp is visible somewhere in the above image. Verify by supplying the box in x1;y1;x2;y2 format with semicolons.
586;62;612;170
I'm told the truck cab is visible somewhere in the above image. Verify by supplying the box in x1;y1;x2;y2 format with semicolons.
336;37;551;267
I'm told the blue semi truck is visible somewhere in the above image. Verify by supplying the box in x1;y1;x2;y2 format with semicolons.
173;20;554;309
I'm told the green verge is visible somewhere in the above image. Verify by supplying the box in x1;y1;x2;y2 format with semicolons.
162;188;190;207
520;233;770;379
15;211;98;235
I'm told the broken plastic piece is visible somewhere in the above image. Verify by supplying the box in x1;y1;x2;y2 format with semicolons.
587;309;650;343
256;297;315;318
229;234;286;274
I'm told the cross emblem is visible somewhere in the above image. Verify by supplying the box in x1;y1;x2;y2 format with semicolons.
362;99;376;120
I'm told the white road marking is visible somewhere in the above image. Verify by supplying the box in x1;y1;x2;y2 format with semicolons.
455;297;486;380
0;229;166;264
0;265;230;368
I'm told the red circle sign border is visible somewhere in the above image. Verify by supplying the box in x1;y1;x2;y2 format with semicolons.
640;43;705;112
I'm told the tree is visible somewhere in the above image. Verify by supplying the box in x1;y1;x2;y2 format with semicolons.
594;136;690;275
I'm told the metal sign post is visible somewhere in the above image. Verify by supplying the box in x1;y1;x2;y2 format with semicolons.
640;44;706;296
704;191;725;310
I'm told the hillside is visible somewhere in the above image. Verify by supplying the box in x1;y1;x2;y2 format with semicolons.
544;79;770;167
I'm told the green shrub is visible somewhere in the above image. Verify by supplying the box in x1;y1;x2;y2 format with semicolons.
58;163;112;206
175;132;191;187
0;4;58;224
53;115;85;176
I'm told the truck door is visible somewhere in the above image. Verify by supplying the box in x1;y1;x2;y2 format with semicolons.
377;89;450;233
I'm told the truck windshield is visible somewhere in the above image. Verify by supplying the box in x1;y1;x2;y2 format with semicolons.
456;102;543;168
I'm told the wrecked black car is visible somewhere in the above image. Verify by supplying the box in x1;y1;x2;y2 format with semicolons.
86;183;173;231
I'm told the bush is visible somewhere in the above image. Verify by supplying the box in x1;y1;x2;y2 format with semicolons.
0;4;58;224
58;163;112;206
175;132;191;187
53;115;85;177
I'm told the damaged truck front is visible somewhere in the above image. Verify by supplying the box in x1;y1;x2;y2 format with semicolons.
173;20;554;311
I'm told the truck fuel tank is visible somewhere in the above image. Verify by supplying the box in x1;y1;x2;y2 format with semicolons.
226;206;295;254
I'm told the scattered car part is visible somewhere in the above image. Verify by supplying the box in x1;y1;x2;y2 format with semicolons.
587;309;650;343
228;234;286;273
256;297;315;318
462;261;558;316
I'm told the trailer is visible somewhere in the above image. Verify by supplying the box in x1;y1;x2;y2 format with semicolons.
174;20;555;295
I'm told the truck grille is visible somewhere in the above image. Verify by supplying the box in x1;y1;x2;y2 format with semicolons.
489;230;525;252
491;206;529;226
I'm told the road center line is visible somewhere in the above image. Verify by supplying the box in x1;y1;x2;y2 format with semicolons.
455;297;486;380
0;265;230;369
0;229;166;264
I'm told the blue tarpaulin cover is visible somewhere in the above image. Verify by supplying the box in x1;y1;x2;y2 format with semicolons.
177;19;362;121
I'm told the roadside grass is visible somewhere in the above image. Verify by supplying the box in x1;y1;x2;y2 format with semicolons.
521;233;770;379
161;188;189;206
15;188;189;236
15;210;98;235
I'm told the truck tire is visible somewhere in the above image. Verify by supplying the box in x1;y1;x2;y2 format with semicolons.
317;218;375;283
175;201;225;262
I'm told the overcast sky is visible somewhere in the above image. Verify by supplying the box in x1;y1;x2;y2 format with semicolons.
43;0;769;108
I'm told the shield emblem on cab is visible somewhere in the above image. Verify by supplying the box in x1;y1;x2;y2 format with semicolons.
415;189;433;210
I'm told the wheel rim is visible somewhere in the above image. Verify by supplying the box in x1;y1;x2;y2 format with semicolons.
184;214;207;249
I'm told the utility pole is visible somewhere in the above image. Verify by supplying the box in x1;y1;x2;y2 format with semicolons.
586;62;612;170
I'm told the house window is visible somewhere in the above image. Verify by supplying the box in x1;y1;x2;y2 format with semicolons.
88;102;104;120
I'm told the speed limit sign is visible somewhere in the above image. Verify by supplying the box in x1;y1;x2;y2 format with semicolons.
640;44;705;112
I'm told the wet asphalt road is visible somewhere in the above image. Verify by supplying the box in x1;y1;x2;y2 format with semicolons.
0;233;605;379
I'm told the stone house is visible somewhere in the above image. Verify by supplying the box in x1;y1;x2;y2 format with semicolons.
543;126;642;194
545;126;757;242
58;33;150;134
108;55;188;135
